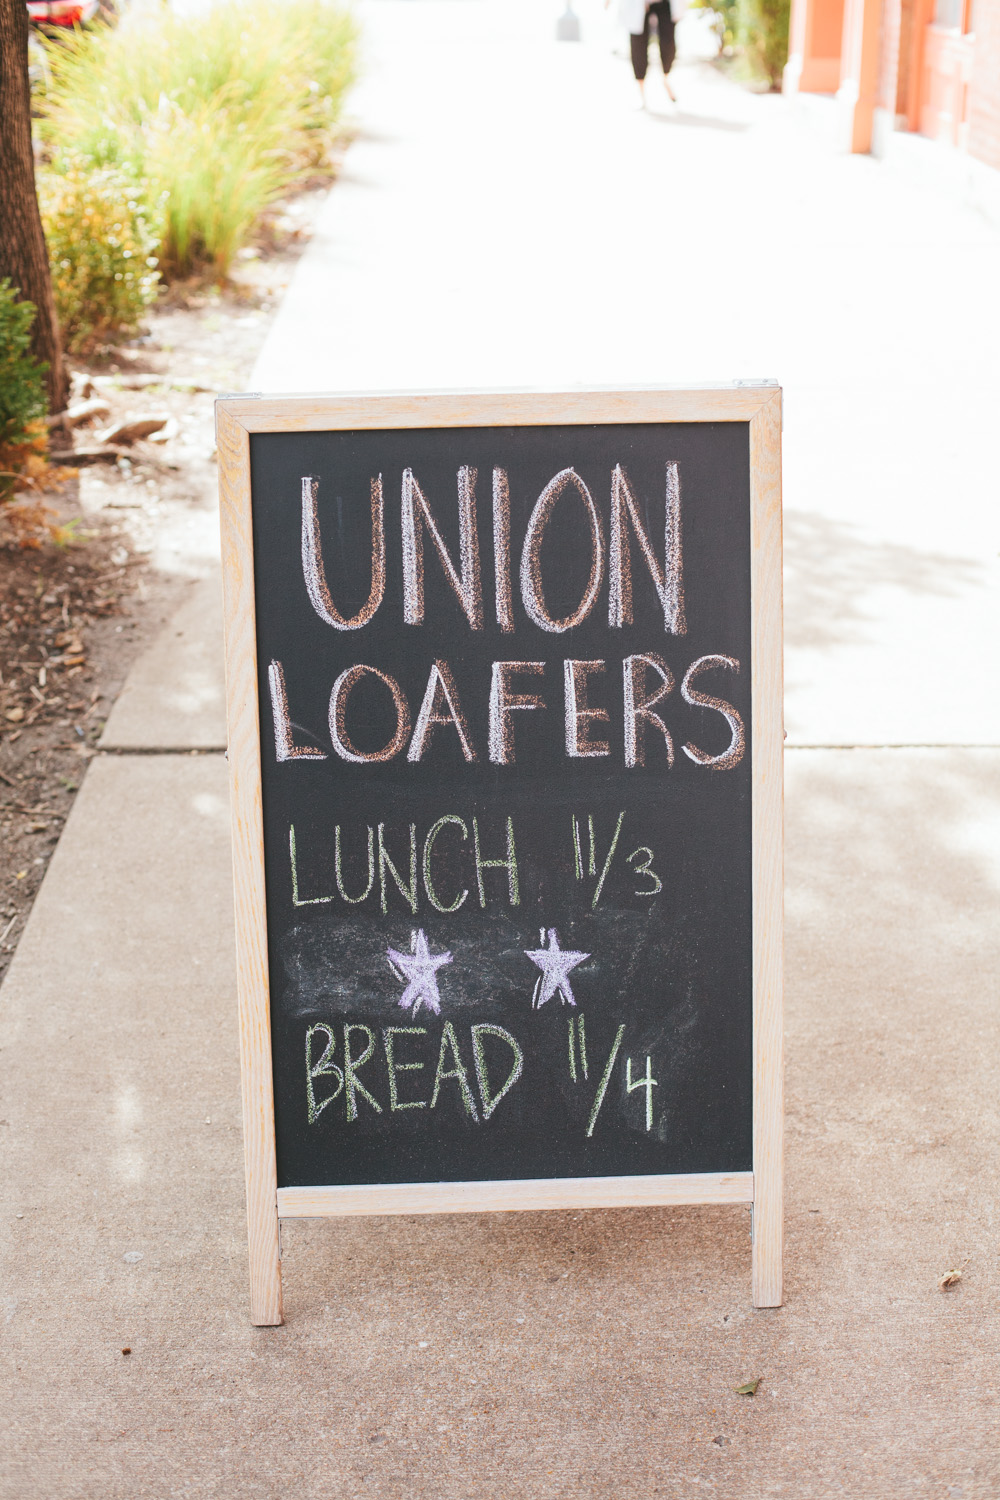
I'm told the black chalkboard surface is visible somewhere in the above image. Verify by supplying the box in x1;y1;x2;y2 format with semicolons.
217;387;783;1325
252;421;751;1188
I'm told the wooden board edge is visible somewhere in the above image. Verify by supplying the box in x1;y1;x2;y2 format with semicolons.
277;1172;755;1219
749;388;784;1309
216;405;283;1327
216;384;778;433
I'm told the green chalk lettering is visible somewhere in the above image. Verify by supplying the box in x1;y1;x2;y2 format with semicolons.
592;810;626;909
472;815;520;908
335;824;375;904
422;816;469;914
568;1016;577;1081
383;1026;428;1110
343;1023;383;1120
290;825;333;906
429;1021;479;1119
586;1023;626;1138
587;814;597;877
626;1054;659;1132
628;845;662;897
572;816;583;881
378;822;418;914
578;1012;589;1080
305;1023;343;1123
471;1024;524;1120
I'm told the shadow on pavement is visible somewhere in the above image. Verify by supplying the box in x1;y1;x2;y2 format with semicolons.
784;508;985;654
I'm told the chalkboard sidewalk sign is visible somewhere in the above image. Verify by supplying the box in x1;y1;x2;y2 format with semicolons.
216;385;783;1326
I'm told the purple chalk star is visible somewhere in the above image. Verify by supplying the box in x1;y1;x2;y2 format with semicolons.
386;929;453;1017
524;927;590;1009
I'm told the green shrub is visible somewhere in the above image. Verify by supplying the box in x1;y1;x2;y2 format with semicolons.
738;0;790;88
693;0;789;87
38;0;359;278
0;281;48;502
39;158;161;353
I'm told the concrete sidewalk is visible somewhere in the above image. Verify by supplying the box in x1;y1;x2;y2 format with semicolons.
3;2;1000;1496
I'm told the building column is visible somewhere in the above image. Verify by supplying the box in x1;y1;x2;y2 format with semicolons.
837;0;883;150
784;0;847;95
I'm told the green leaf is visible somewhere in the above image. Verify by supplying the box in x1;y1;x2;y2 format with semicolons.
735;1378;760;1396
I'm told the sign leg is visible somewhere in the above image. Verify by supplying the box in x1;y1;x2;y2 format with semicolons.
247;1187;283;1326
751;1173;783;1308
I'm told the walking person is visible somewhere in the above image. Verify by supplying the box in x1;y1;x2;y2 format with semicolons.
611;0;678;107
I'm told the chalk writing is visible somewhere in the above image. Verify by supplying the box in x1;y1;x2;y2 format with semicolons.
626;1055;659;1132
290;824;332;906
471;1024;524;1120
567;1012;589;1083
262;420;756;1189
608;463;685;634
430;1021;479;1119
383;1026;428;1110
592;810;625;909
422;815;469;914
336;823;375;904
627;845;662;897
301;475;385;631
520;468;604;632
680;656;745;770
402;466;483;630
269;654;745;770
586;1024;626;1137
343;1023;382;1121
305;1023;344;1123
472;815;520;907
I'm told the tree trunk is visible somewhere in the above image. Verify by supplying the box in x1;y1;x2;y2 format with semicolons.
0;0;68;415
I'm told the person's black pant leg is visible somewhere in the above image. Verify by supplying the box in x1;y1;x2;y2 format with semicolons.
650;1;676;74
630;16;650;80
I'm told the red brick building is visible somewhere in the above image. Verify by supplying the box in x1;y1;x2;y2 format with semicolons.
784;0;1000;172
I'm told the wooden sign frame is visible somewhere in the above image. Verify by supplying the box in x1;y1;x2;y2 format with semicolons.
216;384;783;1327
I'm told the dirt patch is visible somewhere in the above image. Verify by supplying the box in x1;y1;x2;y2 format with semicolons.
0;185;330;982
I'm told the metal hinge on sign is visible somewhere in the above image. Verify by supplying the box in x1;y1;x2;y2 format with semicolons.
734;378;782;430
216;391;262;401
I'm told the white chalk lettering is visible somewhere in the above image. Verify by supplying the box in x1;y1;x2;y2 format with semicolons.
623;653;675;768
329;664;411;764
402;467;483;629
563;659;610;758
301;475;385;630
520;468;604;632
608;463;685;633
680;655;745;769
407;659;477;763
268;659;326;762
488;661;545;764
492;466;514;632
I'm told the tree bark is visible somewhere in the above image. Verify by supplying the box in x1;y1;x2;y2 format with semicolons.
0;0;68;414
